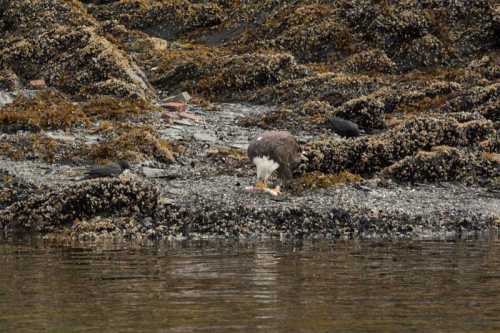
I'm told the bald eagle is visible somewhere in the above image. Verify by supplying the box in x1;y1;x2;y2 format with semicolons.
247;131;305;195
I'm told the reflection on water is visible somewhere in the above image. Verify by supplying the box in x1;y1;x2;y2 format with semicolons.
1;238;500;332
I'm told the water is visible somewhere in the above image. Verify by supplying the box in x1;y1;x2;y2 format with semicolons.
1;238;500;332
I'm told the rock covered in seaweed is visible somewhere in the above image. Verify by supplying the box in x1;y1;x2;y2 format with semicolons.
306;117;495;175
0;178;159;233
333;95;386;130
87;0;223;40
338;49;397;74
382;146;500;183
0;169;44;210
0;0;154;98
444;83;500;122
154;52;307;100
254;72;381;105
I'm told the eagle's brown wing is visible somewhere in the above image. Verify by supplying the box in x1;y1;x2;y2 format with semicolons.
248;131;302;181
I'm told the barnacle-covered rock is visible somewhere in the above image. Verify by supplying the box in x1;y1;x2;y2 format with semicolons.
444;83;500;121
87;0;223;40
307;117;495;175
196;53;306;99
239;100;334;131
254;5;353;62
0;132;78;163
0;169;44;210
391;34;451;71
0;68;21;91
154;52;306;100
391;81;462;114
340;0;497;69
447;112;486;123
0;178;159;233
255;72;380;105
0;0;499;241
96;20;171;74
382;146;500;183
0;0;153;98
88;127;175;163
338;49;397;74
333;95;386;130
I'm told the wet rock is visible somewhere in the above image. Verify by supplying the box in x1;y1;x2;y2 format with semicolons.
141;167;179;179
193;131;217;143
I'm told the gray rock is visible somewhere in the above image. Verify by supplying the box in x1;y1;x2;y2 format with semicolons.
142;167;167;178
142;167;181;179
164;91;191;103
0;91;14;107
193;131;217;142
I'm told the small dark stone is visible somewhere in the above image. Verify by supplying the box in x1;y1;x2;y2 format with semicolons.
327;117;361;138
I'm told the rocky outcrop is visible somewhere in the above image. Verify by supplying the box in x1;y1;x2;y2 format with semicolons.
0;0;153;98
0;178;159;233
382;146;499;183
153;52;307;99
306;117;494;175
87;0;223;39
254;72;381;105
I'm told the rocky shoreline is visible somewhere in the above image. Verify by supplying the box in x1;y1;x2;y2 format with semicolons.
1;103;498;241
1;0;499;240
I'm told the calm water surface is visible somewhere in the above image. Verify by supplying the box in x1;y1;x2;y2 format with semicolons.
1;237;500;332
